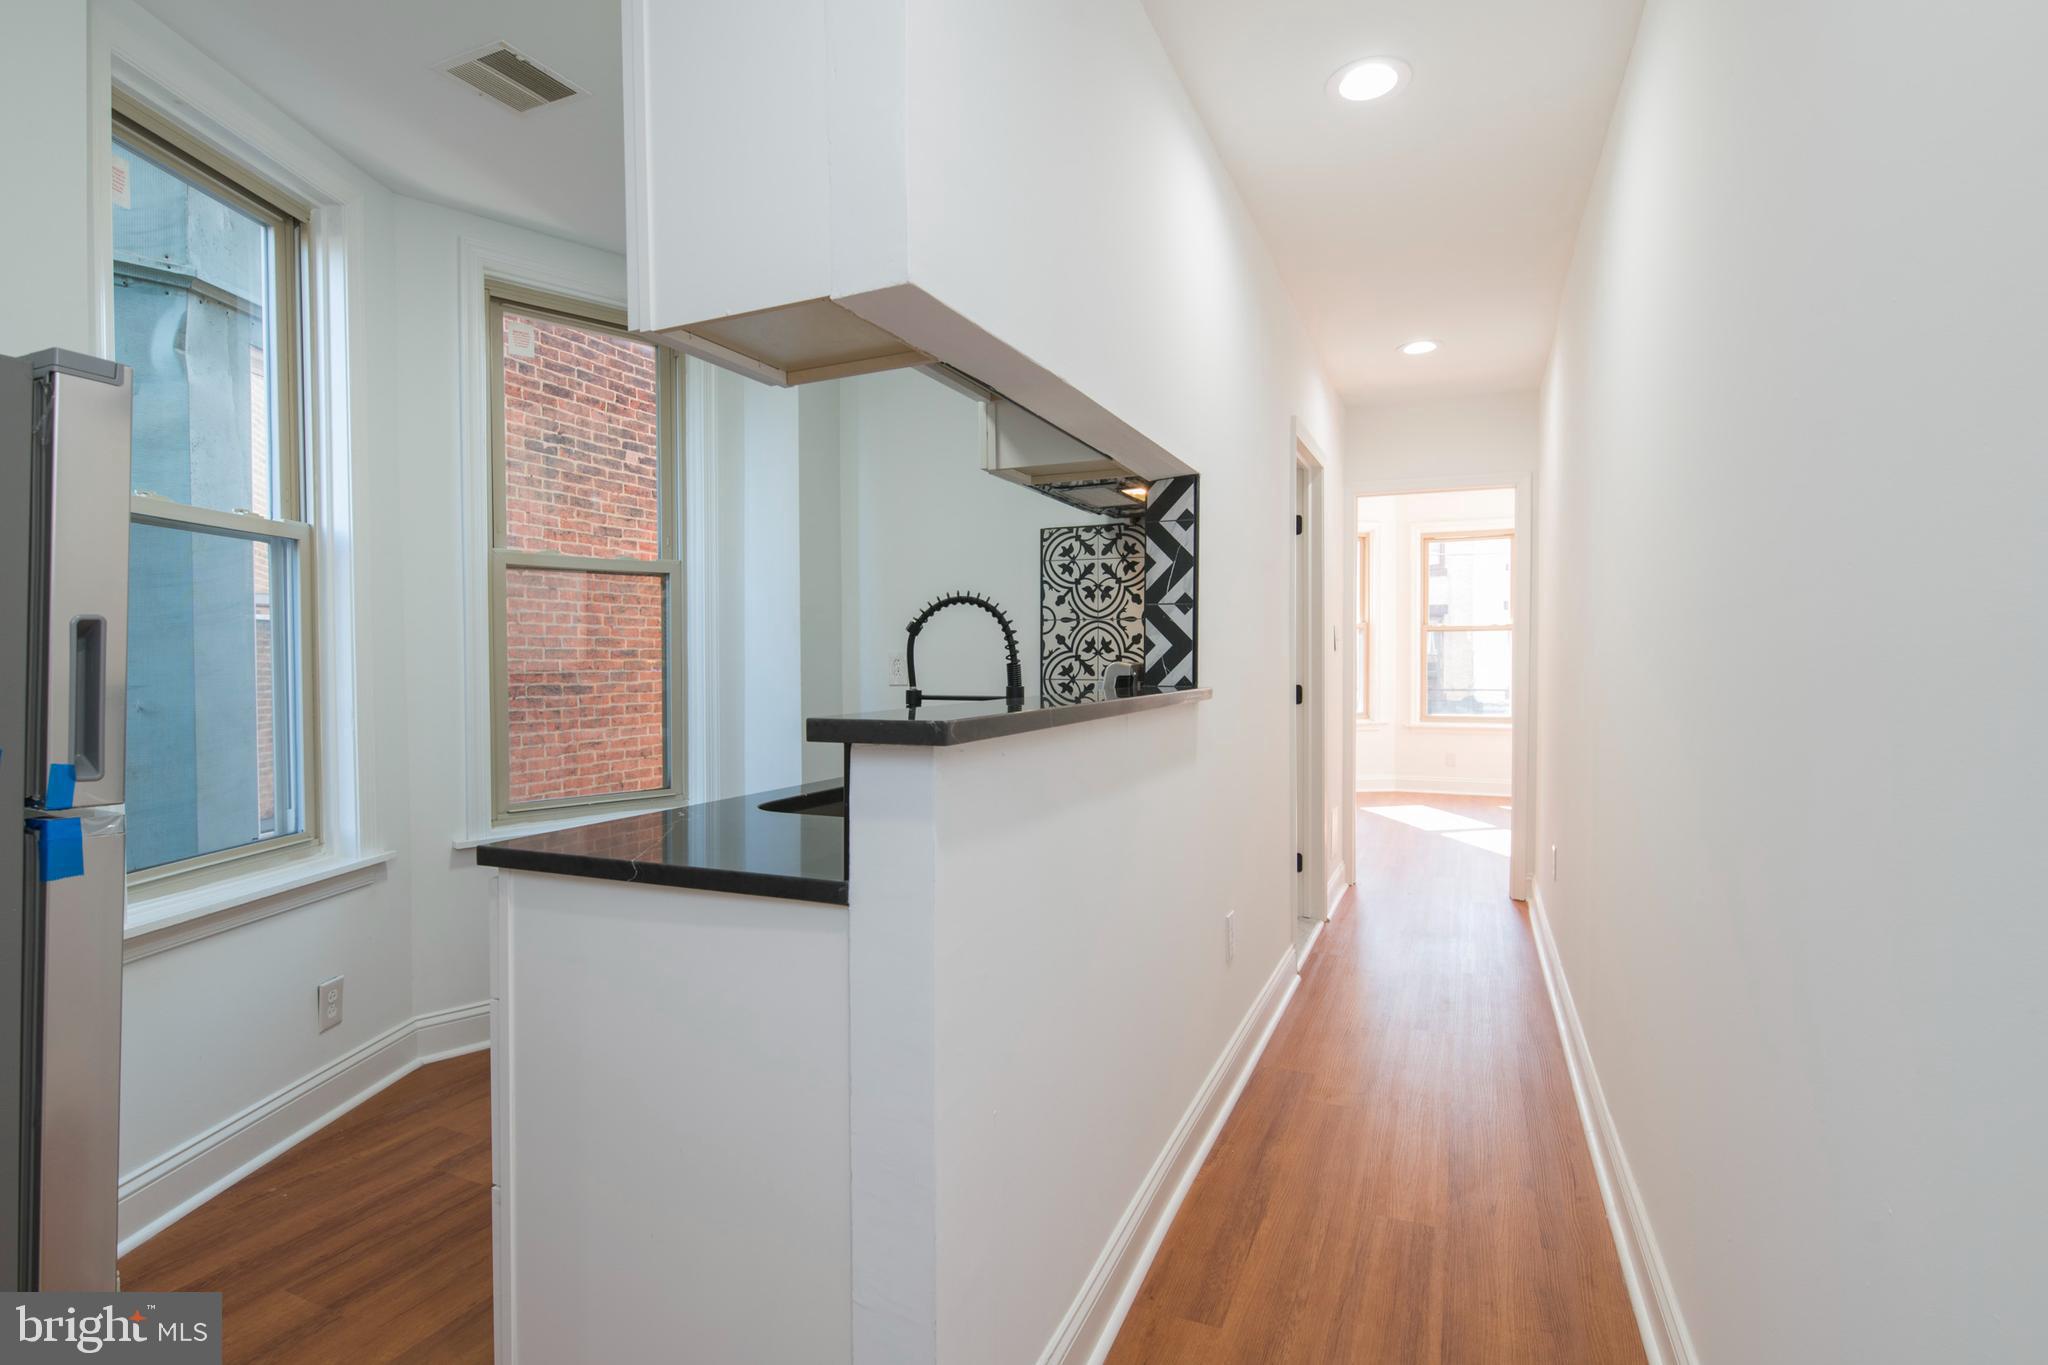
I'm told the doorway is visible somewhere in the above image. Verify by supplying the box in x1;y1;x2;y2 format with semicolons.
1291;433;1330;961
1348;481;1531;901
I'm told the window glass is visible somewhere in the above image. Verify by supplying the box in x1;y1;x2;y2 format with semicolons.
1424;627;1512;719
502;567;669;804
113;134;281;517
115;123;308;877
500;311;661;559
125;525;301;870
1425;535;1512;628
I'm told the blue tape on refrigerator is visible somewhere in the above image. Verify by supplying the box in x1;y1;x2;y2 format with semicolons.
29;818;84;883
44;762;75;812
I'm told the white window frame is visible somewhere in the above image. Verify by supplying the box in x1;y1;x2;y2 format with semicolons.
1355;530;1372;720
88;13;389;943
484;282;687;823
112;99;323;889
1418;529;1514;725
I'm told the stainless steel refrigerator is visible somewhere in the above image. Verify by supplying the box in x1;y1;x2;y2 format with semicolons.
4;348;131;1292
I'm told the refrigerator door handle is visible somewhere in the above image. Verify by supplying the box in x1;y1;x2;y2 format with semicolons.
69;616;106;783
35;365;131;810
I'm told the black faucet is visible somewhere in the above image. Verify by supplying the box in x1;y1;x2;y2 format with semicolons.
904;592;1026;711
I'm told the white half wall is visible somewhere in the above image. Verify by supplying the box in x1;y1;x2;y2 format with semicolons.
847;703;1298;1364
496;872;851;1365
1537;1;2048;1360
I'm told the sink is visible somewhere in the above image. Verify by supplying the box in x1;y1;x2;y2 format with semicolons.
757;788;847;818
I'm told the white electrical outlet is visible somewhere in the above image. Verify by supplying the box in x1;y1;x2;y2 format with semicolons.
889;655;909;687
1224;911;1236;963
1445;752;1458;768
318;975;344;1032
1551;844;1560;879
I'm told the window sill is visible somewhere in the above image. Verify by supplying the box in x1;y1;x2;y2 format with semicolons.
453;800;685;851
1355;718;1387;730
123;849;395;962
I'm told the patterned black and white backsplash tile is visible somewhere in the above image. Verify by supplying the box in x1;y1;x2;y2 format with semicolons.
1142;475;1199;690
1039;524;1146;705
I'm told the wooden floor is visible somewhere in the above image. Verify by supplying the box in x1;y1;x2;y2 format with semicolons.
119;1051;493;1365
1108;793;1645;1364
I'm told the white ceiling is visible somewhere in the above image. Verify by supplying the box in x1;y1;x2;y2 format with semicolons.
1143;0;1642;400
141;0;1637;396
136;0;628;252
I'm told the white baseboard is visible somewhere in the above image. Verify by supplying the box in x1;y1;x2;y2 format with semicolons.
1038;946;1301;1365
1357;776;1513;798
117;1001;491;1255
1527;889;1695;1365
1323;863;1346;919
1297;916;1326;966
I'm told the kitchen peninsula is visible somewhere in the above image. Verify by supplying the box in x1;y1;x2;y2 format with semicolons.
477;688;1207;900
479;684;1228;1364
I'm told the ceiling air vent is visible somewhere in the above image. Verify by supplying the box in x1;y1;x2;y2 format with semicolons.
443;44;580;113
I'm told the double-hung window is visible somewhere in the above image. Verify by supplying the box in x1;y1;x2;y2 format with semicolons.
487;286;682;820
112;105;316;880
1420;531;1513;721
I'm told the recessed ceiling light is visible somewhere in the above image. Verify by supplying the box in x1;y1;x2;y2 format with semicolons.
1329;57;1411;103
1399;339;1439;356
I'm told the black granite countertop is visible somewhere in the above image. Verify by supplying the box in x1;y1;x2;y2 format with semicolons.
475;779;848;905
806;686;1210;747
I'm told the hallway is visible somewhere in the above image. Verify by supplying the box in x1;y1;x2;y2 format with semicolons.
1108;794;1644;1363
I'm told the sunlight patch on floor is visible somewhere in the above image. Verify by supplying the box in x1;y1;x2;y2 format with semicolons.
1446;827;1513;857
1361;803;1489;833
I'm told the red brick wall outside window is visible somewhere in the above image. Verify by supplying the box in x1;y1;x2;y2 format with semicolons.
499;310;669;805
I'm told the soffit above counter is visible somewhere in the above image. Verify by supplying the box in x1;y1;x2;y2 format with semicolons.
646;296;930;388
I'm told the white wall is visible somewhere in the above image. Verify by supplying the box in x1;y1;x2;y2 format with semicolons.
689;365;809;801
705;364;1106;792
1538;1;2048;1360
886;0;1348;932
798;383;848;784
834;369;1080;714
1346;389;1539;490
0;0;93;357
1354;488;1514;796
387;195;633;1014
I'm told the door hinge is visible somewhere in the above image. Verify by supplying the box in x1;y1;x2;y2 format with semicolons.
1296;852;1304;873
1295;684;1303;705
1295;514;1303;535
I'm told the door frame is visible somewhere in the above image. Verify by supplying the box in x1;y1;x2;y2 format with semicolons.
1342;473;1536;900
1290;422;1333;949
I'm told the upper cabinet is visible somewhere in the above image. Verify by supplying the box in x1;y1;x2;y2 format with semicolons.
622;0;1197;480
